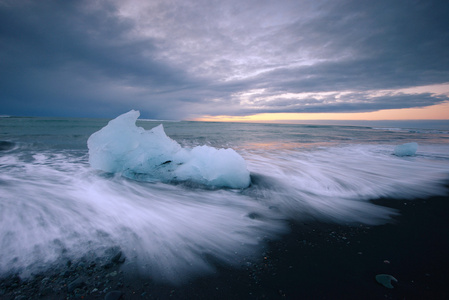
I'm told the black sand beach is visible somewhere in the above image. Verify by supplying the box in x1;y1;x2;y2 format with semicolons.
1;190;448;300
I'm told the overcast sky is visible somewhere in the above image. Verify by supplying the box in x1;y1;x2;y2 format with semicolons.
1;0;448;119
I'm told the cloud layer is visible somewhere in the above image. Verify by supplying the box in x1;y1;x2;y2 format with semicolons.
1;0;448;119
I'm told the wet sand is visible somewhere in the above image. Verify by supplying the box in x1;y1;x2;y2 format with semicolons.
1;191;449;299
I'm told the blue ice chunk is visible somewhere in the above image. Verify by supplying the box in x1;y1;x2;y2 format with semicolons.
394;142;418;157
87;110;250;188
375;274;398;289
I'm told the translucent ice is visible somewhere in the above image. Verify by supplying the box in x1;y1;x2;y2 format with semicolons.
394;142;418;156
375;274;398;288
87;110;250;188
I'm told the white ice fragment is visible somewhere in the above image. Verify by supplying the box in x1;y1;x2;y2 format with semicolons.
394;142;418;157
87;110;250;188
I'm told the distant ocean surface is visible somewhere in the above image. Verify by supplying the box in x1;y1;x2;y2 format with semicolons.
1;115;449;282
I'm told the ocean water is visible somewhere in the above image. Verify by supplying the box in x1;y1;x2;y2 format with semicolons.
1;115;449;282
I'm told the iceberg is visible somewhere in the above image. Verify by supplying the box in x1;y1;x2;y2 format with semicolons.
394;142;418;157
87;110;251;188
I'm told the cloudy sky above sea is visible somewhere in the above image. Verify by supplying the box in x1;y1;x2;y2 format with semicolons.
1;0;449;121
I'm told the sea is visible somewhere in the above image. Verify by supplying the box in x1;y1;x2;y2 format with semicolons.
1;115;449;288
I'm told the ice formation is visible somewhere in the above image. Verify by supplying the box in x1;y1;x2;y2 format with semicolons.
375;274;398;289
87;110;250;188
394;142;418;156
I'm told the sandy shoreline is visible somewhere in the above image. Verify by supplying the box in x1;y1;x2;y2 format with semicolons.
1;191;449;299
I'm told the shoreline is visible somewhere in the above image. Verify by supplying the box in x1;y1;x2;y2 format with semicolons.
1;192;449;299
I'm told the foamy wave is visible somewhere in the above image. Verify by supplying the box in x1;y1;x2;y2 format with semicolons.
0;152;283;281
243;144;449;224
1;140;448;282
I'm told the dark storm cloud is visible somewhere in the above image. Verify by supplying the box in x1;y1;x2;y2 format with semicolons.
248;0;449;93
0;0;201;118
0;0;448;119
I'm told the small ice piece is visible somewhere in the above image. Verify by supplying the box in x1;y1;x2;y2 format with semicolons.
375;274;398;289
394;142;418;156
87;110;250;188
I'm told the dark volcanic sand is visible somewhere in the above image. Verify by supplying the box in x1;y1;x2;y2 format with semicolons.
1;192;449;300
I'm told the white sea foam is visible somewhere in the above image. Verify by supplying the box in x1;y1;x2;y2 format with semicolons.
243;144;448;224
0;152;283;281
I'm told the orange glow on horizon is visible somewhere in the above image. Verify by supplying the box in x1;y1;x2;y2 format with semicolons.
194;102;449;123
